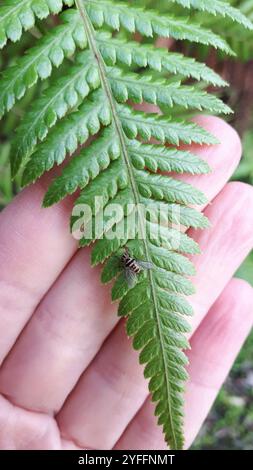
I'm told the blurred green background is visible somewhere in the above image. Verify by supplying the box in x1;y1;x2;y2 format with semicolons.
0;0;252;450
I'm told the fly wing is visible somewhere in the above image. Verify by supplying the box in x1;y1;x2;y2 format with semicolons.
136;260;153;270
124;268;137;288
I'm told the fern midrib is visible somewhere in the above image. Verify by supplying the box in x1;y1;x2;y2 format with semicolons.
75;0;178;448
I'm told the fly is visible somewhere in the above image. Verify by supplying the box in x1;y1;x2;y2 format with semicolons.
121;247;153;288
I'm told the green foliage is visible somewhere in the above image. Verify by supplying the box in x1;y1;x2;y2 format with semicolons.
84;0;235;53
0;142;12;207
0;0;250;450
11;52;101;176
171;0;253;30
118;106;219;145
0;10;88;118
97;33;228;87
186;0;253;61
0;0;75;48
108;68;231;113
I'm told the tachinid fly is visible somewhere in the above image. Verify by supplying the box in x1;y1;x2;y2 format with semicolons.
121;247;153;288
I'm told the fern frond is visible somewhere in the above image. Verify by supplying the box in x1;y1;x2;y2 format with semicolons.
71;160;128;212
135;170;206;205
102;244;196;282
128;140;210;174
19;94;110;189
117;276;189;450
141;198;209;229
0;10;88;118
2;0;249;451
85;0;234;54
0;8;228;122
11;53;100;176
41;127;121;206
153;248;196;276
170;0;253;30
109;69;232;114
46;130;210;208
147;222;200;254
90;209;141;261
96;32;228;87
118;105;218;145
0;0;74;49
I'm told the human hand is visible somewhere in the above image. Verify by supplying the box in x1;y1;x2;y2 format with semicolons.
0;116;252;450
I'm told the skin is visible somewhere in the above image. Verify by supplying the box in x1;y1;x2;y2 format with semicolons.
0;116;252;450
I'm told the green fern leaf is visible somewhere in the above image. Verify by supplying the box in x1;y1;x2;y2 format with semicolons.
135;171;208;205
0;5;227;114
85;0;234;54
11;53;100;176
117;277;189;449
0;0;75;49
71;160;128;213
96;32;228;87
0;10;87;118
147;245;196;275
128;140;211;174
118;105;218;145
171;0;253;30
109;69;232;113
140;199;210;229
41;127;121;206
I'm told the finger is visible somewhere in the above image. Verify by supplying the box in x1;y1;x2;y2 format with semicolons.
56;182;253;449
0;249;118;413
188;182;253;332
0;180;77;364
57;319;145;449
0;394;60;450
114;278;253;450
0;117;241;415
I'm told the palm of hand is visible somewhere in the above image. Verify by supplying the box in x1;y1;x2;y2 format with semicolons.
0;116;252;450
